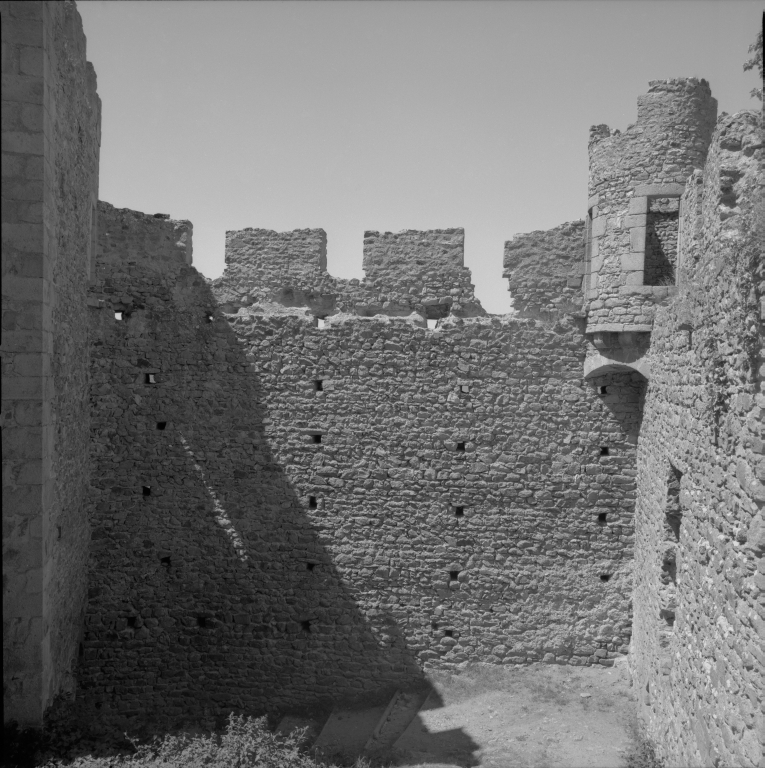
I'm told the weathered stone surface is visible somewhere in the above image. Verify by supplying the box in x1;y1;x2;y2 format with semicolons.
213;227;485;319
585;79;718;331
631;110;764;768
2;0;100;726
3;11;761;767
76;203;639;729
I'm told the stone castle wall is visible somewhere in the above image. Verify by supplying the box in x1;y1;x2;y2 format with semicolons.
585;79;717;333
2;0;100;725
3;9;761;765
630;110;764;768
75;203;641;728
214;227;484;320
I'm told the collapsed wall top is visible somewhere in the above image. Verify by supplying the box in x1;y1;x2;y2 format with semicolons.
213;227;485;318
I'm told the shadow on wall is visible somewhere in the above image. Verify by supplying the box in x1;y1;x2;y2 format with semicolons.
79;269;442;738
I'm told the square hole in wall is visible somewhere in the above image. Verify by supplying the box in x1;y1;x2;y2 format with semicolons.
127;617;137;628
598;513;607;525
444;629;454;638
599;386;608;395
600;574;611;582
312;434;322;444
300;620;312;633
600;446;610;456
316;317;326;329
308;496;317;509
114;311;124;321
426;319;439;330
197;616;208;628
449;570;460;581
306;562;315;571
142;486;151;496
461;385;470;393
160;556;171;568
456;442;466;452
454;506;464;517
145;374;156;384
314;380;323;392
156;421;167;430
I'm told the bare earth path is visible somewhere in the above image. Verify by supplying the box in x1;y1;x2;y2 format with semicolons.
387;660;637;768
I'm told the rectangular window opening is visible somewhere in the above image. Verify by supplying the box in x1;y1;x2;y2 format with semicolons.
300;620;312;633
597;513;607;525
145;374;156;384
600;446;610;456
142;485;151;496
308;496;317;509
444;629;454;638
644;197;680;286
449;570;460;581
156;421;167;430
599;386;608;395
127;617;137;628
665;464;683;542
316;317;326;329
314;380;323;391
197;616;208;628
456;442;466;452
426;318;439;330
312;434;322;444
306;562;316;572
114;311;123;321
160;556;171;567
454;506;464;517
599;574;611;582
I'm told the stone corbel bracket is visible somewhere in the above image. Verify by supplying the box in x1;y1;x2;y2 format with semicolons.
584;329;652;380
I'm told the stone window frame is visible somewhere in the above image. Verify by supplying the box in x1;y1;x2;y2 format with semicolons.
621;183;685;297
584;193;600;295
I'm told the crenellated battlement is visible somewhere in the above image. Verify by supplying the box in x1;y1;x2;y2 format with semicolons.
213;226;486;320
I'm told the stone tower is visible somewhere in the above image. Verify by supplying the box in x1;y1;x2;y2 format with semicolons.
583;78;718;379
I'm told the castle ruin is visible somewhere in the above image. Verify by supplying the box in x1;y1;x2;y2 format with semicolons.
2;3;763;767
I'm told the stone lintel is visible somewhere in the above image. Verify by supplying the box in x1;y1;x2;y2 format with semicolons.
633;183;685;198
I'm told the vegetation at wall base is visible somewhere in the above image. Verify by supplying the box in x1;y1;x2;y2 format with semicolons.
3;715;381;768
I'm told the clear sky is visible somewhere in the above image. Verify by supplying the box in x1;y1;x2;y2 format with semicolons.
78;0;762;314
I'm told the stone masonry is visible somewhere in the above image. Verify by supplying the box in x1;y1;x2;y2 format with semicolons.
2;4;762;766
77;202;638;725
2;0;100;725
631;111;764;768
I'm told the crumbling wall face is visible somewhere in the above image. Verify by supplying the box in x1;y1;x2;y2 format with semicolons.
1;0;99;725
45;0;101;713
632;111;764;768
213;228;485;319
503;220;586;320
585;79;717;333
79;209;638;729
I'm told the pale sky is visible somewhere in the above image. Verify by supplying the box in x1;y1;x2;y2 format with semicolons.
78;0;762;314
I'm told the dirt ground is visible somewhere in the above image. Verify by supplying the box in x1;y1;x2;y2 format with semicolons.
388;659;638;768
